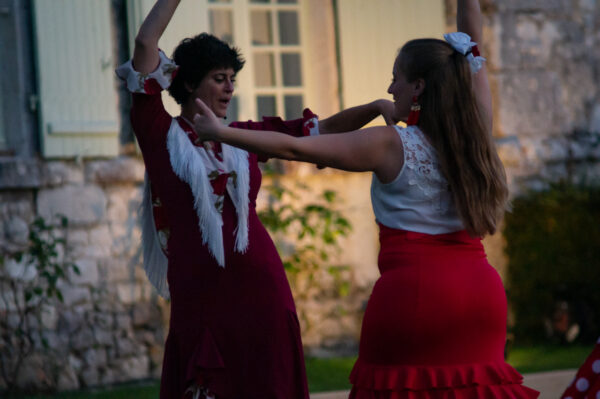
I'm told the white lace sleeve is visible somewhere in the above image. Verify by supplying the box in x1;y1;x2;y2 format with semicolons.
115;50;178;94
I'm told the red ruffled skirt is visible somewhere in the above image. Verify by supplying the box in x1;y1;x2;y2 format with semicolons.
349;226;539;398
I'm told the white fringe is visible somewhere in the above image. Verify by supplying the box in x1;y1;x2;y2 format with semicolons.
165;120;250;266
140;173;170;299
222;144;250;253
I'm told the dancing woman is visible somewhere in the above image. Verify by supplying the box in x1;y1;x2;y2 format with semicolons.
192;0;539;397
116;0;315;397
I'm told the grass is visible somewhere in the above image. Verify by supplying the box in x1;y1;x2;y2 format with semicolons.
506;344;593;374
13;344;594;398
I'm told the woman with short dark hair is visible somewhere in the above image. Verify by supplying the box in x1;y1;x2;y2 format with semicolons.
116;1;313;397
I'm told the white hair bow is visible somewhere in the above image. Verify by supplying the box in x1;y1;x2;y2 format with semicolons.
443;32;486;74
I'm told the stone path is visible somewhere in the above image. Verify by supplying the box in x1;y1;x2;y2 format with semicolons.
310;369;578;399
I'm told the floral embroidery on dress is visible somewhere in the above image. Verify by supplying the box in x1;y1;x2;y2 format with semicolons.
151;189;170;254
209;170;229;213
401;125;451;213
302;108;320;136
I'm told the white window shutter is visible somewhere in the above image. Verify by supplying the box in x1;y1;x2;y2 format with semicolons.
127;0;209;117
32;0;119;158
336;0;445;111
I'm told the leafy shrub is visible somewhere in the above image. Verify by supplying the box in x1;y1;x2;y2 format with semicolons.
0;215;79;394
504;183;600;345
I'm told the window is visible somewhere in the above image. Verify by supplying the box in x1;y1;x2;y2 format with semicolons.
248;0;304;119
128;0;308;123
207;0;239;121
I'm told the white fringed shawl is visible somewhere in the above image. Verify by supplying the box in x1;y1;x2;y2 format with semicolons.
141;119;250;299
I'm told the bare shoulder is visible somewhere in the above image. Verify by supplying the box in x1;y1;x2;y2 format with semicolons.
365;125;404;183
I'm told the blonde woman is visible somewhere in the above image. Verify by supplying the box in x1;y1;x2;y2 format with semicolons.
192;0;539;397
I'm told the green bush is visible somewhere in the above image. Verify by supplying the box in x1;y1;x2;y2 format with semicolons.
504;183;600;345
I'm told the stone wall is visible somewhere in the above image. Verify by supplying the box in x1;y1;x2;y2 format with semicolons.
0;157;168;391
447;0;600;192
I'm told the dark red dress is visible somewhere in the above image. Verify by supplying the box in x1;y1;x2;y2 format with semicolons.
129;91;310;399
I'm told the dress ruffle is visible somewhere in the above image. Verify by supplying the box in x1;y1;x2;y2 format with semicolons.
184;327;231;398
349;360;539;399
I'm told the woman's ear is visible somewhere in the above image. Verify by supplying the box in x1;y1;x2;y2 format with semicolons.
184;82;194;93
414;78;425;97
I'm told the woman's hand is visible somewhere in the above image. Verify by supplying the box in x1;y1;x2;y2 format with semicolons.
193;98;224;141
373;99;400;125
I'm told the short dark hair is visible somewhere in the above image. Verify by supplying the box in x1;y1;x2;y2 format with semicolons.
168;33;245;105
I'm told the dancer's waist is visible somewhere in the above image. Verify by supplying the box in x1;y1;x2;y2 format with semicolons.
377;224;486;272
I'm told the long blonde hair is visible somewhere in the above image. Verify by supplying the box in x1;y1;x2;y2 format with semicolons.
398;38;508;237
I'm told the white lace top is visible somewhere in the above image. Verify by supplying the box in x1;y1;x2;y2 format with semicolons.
371;125;464;234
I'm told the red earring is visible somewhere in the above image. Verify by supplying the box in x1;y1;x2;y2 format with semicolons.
407;95;420;126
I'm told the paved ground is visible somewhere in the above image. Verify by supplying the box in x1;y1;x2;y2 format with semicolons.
310;369;578;399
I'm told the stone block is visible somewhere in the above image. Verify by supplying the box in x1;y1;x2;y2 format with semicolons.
116;337;137;357
81;366;100;387
66;229;89;251
69;354;83;372
94;328;114;346
132;302;156;327
106;185;142;223
83;348;108;368
41;304;58;330
3;256;37;282
42;161;84;187
497;16;560;69
496;71;564;137
117;355;150;380
98;258;133;283
117;283;142;305
57;308;85;335
101;368;120;385
85;225;112;258
57;364;80;391
148;344;164;369
37;185;107;226
86;157;145;184
70;258;99;286
16;354;52;390
4;216;29;245
58;284;91;307
116;312;133;332
72;328;95;351
0;158;41;189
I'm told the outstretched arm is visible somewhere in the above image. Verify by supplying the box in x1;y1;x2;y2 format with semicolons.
194;99;399;176
133;0;181;74
457;0;493;132
319;99;398;134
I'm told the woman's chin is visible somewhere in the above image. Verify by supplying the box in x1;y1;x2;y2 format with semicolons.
213;108;227;119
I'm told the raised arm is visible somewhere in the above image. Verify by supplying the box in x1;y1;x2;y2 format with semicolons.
457;0;493;132
133;0;181;74
319;99;398;134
